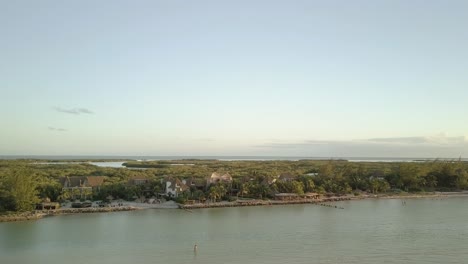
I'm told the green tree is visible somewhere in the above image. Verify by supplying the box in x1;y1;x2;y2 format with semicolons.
1;168;40;211
208;184;227;202
291;181;305;195
297;176;315;192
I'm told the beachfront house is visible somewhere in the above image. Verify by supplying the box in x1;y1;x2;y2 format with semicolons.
59;176;105;199
128;176;154;197
36;198;60;210
165;178;189;198
206;172;232;186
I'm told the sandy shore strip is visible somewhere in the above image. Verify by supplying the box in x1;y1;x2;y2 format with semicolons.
180;191;468;210
179;198;346;210
2;192;467;222
0;201;181;222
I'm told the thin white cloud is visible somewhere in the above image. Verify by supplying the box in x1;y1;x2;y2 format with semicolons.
53;107;94;115
48;126;67;132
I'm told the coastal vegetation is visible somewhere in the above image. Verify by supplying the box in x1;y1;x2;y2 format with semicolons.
1;159;468;213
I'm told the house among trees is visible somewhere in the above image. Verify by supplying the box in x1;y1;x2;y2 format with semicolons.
165;177;189;197
128;176;153;197
206;172;232;185
182;177;206;191
278;173;296;182
59;176;105;199
128;176;150;186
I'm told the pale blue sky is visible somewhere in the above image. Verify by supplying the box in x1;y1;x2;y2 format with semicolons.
1;0;468;157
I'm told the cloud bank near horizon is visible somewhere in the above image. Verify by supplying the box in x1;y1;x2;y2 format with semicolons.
254;135;468;158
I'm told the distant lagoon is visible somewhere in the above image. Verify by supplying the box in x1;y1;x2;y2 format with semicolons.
32;161;196;168
3;155;467;163
8;156;468;169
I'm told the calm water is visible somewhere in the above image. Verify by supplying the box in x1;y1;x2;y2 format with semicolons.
1;197;468;264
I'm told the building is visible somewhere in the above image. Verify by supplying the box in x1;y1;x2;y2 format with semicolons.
303;192;321;199
206;172;232;185
165;178;189;197
278;173;296;182
128;176;153;197
274;193;299;200
128;176;150;186
182;177;206;191
36;198;60;210
59;176;105;199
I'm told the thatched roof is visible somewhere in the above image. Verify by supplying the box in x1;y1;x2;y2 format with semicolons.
208;172;232;183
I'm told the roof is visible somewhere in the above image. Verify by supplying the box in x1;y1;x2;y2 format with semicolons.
59;176;105;187
167;178;189;192
208;172;232;183
59;176;82;187
185;177;205;187
127;176;150;185
275;193;299;197
86;176;105;187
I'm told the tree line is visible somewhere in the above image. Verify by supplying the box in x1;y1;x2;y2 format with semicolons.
1;159;467;212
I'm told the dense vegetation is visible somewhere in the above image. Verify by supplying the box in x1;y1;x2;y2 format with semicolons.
1;159;468;212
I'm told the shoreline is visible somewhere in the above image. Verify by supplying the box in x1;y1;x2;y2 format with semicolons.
179;197;353;209
2;192;467;223
0;206;140;223
179;192;468;210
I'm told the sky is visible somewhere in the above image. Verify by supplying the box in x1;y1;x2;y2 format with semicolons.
1;0;468;157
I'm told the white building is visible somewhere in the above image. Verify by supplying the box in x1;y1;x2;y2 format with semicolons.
165;178;189;197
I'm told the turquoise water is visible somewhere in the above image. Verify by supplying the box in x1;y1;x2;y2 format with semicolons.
1;197;468;264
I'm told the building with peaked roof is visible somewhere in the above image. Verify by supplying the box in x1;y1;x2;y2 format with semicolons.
59;176;106;199
165;178;189;197
207;172;232;185
59;176;105;189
